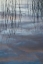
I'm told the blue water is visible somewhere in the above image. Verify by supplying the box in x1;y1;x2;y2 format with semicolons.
0;61;41;64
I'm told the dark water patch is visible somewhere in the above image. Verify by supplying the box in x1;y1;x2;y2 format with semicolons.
0;50;18;58
0;61;41;64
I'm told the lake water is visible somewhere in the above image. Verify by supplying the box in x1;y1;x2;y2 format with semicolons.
0;61;41;64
